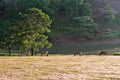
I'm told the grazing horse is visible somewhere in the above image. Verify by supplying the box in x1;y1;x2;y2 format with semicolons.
41;51;48;56
21;49;28;56
99;51;108;56
74;51;82;56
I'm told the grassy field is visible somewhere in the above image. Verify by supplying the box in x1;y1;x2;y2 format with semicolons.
0;55;120;80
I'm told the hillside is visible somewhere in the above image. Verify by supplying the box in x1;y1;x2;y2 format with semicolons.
1;0;120;43
55;0;120;42
90;0;120;23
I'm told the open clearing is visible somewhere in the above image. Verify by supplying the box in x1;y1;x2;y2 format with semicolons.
0;55;120;80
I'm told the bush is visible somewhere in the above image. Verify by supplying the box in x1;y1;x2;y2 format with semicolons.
0;53;6;56
113;52;120;56
101;30;120;39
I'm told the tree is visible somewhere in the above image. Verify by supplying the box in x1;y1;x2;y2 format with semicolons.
0;7;52;56
104;4;117;24
74;0;98;40
16;7;52;56
77;0;92;16
0;18;16;56
74;16;97;40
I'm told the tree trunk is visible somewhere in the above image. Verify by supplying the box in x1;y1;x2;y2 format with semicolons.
20;50;22;56
31;48;34;56
8;47;11;56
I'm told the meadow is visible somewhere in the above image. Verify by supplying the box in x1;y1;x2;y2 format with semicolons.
0;55;120;80
0;41;120;80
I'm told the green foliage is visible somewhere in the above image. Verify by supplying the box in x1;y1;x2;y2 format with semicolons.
0;0;99;41
0;17;16;56
78;1;92;16
101;30;120;39
2;0;101;43
0;7;52;56
73;0;98;40
113;52;120;56
48;0;97;40
104;4;117;24
19;0;60;16
16;7;52;55
74;16;97;39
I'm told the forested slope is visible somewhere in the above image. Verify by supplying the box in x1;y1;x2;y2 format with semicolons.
89;0;120;41
1;0;120;43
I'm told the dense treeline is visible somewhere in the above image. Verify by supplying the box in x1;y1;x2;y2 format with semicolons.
1;0;98;39
0;0;118;55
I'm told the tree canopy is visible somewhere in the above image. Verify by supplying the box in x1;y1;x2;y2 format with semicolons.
0;7;52;56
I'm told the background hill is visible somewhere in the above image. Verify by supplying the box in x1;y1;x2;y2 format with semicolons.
90;0;120;23
52;0;120;42
1;0;120;55
1;0;120;43
89;0;120;42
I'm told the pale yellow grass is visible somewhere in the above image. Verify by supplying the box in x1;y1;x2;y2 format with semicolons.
0;55;120;80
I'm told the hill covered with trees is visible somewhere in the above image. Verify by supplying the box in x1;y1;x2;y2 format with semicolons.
0;0;120;55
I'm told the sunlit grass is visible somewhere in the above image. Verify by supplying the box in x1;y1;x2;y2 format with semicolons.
0;56;120;80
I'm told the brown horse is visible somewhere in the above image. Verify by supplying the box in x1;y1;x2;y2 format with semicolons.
99;51;108;56
74;51;82;56
21;49;28;56
41;51;48;56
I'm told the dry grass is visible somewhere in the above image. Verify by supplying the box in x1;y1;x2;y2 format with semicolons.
0;55;120;80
